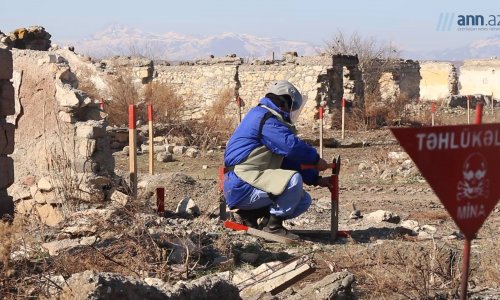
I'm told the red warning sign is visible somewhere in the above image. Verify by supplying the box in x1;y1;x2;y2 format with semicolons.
391;124;500;240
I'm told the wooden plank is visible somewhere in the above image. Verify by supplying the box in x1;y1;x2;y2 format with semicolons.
241;259;315;297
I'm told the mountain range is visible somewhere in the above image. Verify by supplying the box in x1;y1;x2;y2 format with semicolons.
59;24;500;62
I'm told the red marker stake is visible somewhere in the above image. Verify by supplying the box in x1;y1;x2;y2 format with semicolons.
341;98;346;140
148;104;154;175
319;106;324;158
99;99;104;111
156;187;165;214
128;105;137;198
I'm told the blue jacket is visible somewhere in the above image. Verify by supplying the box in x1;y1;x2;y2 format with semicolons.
223;97;320;208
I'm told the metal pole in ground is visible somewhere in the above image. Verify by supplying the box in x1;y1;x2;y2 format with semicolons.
341;98;346;140
460;102;483;300
148;104;154;175
219;166;227;220
319;106;324;158
466;95;471;124
431;102;436;126
128;105;138;198
330;156;340;242
99;99;104;111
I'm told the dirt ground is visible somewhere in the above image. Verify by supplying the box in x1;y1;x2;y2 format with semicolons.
112;109;500;299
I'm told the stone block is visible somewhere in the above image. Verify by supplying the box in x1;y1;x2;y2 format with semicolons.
0;80;15;116
55;81;80;109
76;123;106;139
0;157;14;189
0;49;13;80
0;122;15;155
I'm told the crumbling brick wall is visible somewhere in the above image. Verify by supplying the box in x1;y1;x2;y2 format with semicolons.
0;48;15;220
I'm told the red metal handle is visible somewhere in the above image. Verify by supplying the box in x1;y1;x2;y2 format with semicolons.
475;102;483;124
224;220;249;231
301;163;335;170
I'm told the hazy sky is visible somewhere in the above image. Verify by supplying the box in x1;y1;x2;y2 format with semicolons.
0;0;497;51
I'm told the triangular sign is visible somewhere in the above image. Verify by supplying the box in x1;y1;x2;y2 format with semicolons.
391;124;500;240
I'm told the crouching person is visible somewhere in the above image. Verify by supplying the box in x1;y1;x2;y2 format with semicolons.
223;80;331;240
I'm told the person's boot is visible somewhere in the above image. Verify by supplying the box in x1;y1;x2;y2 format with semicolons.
235;207;270;229
262;215;300;240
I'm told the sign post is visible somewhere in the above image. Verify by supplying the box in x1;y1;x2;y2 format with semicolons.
391;103;499;300
466;95;471;124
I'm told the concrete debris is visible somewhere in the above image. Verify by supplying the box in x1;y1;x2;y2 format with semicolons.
109;189;130;207
388;151;409;162
238;256;315;298
58;270;240;300
364;210;400;224
288;271;357;300
175;197;200;217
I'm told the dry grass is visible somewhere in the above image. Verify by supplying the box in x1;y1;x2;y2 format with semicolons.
327;241;463;299
144;81;185;123
194;88;237;149
107;72;142;126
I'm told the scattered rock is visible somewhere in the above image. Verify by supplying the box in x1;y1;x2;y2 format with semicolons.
316;197;331;210
36;204;64;227
42;238;80;256
175;197;200;217
110;189;130;207
400;219;419;230
37;176;53;192
364;210;400;224
388;151;409;162
185;148;200;158
172;146;187;155
202;165;208;170
156;152;173;163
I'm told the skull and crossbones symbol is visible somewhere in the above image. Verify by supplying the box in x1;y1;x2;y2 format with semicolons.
457;153;489;201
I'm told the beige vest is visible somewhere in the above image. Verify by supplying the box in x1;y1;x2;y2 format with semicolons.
233;105;297;196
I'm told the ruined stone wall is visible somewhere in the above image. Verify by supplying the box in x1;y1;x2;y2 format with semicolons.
155;65;238;119
0;48;15;220
419;61;457;101
153;55;334;122
379;60;420;102
238;60;331;120
459;59;500;98
7;50;115;223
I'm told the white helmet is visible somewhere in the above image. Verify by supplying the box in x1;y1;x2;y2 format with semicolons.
267;80;306;123
266;80;303;112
